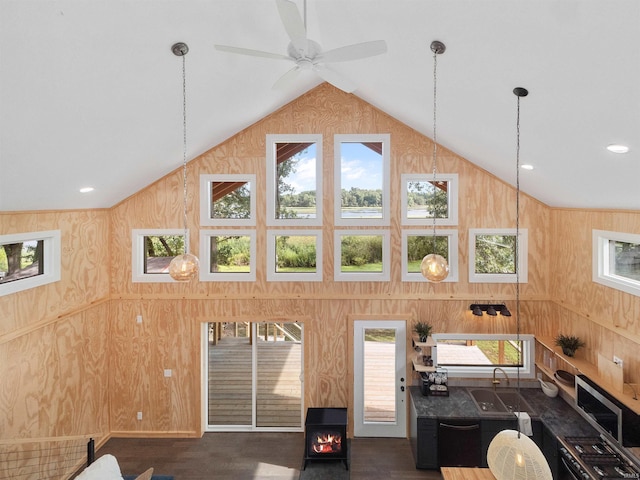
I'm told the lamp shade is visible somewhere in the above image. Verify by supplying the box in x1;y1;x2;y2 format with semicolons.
169;253;199;281
420;253;449;282
487;430;552;480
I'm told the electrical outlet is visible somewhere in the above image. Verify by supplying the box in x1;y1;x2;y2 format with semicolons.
164;369;172;377
137;411;143;420
613;356;623;368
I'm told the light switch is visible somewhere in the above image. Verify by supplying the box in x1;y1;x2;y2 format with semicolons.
136;315;143;324
164;369;172;377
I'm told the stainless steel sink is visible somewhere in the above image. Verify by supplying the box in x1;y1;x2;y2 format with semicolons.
467;388;536;415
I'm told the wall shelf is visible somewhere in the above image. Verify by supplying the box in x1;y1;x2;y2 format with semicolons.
535;336;640;415
412;335;437;373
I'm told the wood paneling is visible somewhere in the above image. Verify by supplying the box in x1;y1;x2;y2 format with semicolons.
550;208;640;384
3;83;639;469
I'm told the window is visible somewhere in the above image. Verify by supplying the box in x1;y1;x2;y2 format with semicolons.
401;230;459;282
334;134;390;226
199;230;256;282
266;135;323;226
0;230;61;296
266;230;322;282
469;228;528;283
200;174;256;226
132;229;188;283
334;230;390;282
593;229;640;297
401;173;458;226
432;334;535;379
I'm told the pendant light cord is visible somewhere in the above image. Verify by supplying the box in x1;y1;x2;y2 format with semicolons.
181;53;189;255
515;91;522;438
431;45;439;250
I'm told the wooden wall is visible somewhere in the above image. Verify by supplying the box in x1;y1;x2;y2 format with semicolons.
107;83;553;436
550;208;640;385
0;210;111;477
2;83;639;458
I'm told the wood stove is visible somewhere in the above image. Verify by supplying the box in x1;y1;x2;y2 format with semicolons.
303;407;348;470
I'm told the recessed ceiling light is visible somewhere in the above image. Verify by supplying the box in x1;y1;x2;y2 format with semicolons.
520;164;534;170
79;187;94;193
607;144;629;154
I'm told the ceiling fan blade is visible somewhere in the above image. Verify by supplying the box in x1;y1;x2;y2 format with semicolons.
322;40;388;63
272;65;302;90
215;44;292;61
314;65;357;93
276;0;307;41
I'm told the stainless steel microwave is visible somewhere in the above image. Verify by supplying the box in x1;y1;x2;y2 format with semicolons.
576;374;640;447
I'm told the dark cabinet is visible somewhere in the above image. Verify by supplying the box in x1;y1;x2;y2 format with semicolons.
542;423;559;479
410;398;438;468
438;420;482;467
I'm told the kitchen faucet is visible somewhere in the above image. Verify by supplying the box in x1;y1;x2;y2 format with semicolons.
492;367;510;390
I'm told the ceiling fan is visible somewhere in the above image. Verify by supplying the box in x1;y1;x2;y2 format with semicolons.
214;0;387;93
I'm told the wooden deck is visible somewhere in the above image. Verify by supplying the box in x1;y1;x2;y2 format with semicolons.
208;336;302;428
207;336;396;428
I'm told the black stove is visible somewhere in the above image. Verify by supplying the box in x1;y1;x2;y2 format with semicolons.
559;435;640;480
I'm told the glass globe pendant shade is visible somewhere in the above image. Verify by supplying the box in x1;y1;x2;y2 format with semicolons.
487;430;552;480
420;253;449;282
169;253;199;281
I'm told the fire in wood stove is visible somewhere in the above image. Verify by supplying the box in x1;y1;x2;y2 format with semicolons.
303;407;348;470
311;431;342;454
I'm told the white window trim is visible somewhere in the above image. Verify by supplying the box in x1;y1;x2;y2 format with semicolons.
334;134;391;227
266;134;323;227
200;174;256;227
401;229;459;282
266;230;323;282
469;228;528;284
401;173;459;226
431;333;535;379
132;229;188;283
593;229;640;297
0;230;61;296
334;229;390;282
199;230;256;282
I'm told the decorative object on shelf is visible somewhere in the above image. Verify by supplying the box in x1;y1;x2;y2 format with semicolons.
168;42;199;282
487;88;552;480
554;334;585;357
538;378;559;398
469;303;511;317
420;40;449;282
419;368;449;396
414;321;433;343
554;369;576;386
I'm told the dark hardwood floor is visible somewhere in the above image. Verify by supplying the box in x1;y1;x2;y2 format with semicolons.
96;433;443;480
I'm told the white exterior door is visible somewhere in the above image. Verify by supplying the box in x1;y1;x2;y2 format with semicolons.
353;320;407;437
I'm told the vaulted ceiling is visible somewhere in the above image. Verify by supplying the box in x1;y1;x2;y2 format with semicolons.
1;1;638;212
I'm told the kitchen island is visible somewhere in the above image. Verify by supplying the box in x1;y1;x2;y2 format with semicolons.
440;467;495;480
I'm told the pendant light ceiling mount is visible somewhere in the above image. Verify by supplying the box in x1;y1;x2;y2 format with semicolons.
430;40;446;55
172;42;189;57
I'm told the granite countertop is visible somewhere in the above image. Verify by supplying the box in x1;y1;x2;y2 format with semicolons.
410;385;598;438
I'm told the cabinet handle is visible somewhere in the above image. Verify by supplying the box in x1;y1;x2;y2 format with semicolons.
439;422;480;431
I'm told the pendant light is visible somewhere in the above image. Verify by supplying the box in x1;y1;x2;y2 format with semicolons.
487;87;552;480
169;42;199;282
420;40;449;282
